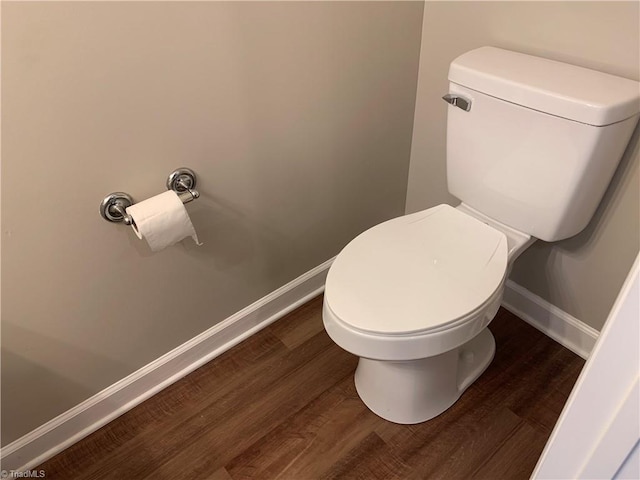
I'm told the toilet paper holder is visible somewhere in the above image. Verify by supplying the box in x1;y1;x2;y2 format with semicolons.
100;167;200;225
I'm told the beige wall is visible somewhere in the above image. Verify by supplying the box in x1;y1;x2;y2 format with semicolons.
407;1;640;331
1;1;423;445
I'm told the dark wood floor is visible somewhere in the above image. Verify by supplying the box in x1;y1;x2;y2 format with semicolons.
38;294;584;479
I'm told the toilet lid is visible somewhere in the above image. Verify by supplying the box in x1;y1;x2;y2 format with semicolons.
325;204;508;335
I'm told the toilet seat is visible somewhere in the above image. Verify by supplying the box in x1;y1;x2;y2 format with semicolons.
324;204;508;336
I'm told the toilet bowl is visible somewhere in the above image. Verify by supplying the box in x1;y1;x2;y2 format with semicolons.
323;203;532;424
322;47;639;424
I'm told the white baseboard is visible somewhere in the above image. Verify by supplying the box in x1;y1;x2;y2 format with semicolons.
1;263;596;472
502;279;599;360
0;257;335;473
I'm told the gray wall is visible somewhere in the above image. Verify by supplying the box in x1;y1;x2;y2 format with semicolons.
406;1;639;331
1;1;423;445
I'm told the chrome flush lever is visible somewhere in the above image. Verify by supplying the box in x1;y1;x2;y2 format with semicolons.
442;94;472;112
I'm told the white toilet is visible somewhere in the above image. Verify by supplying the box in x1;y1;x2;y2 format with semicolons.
322;46;640;424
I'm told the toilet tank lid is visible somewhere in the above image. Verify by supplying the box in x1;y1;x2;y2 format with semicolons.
449;46;640;126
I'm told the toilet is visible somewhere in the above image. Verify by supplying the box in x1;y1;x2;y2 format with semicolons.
322;46;640;424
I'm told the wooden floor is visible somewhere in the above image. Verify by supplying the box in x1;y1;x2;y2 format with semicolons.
39;295;584;479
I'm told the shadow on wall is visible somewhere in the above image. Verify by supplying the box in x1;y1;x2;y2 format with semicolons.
171;191;305;287
515;119;640;318
121;193;258;266
130;184;345;288
119;188;298;278
561;120;640;253
0;322;132;446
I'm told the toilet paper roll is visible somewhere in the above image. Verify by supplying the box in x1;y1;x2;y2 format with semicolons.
125;190;202;252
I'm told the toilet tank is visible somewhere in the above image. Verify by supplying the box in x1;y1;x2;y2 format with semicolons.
445;47;640;241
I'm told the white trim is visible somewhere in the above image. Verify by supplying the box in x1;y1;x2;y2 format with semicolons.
0;257;335;473
502;279;599;360
1;262;598;472
532;255;639;479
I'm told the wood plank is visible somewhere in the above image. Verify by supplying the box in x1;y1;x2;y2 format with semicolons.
425;407;522;480
267;295;326;350
38;328;286;479
505;347;584;433
76;334;346;479
36;300;584;480
225;376;358;480
471;419;548;479
205;467;234;480
226;378;383;480
374;310;584;476
140;335;357;479
320;432;417;480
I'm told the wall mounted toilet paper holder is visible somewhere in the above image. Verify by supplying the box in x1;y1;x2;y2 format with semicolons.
100;168;200;224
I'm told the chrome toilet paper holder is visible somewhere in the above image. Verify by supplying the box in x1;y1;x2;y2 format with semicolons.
100;168;200;224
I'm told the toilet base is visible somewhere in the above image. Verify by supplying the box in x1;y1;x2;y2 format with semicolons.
354;328;496;424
